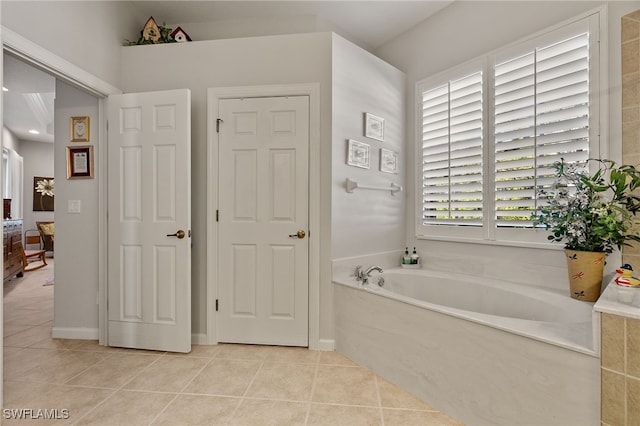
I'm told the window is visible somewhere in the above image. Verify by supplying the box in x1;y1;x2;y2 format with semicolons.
421;71;483;227
416;14;600;245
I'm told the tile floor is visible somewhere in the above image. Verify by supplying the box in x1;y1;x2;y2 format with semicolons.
3;261;462;425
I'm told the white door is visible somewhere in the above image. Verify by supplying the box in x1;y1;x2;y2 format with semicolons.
217;96;309;346
107;89;191;353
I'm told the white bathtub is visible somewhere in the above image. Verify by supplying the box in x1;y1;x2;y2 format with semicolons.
333;267;600;426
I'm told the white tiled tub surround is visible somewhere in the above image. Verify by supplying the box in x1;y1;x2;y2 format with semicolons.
333;264;601;426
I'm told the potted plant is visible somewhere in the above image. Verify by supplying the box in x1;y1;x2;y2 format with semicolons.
533;158;640;301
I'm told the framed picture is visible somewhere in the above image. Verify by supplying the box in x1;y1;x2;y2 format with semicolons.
380;148;398;174
364;113;384;141
33;176;54;211
67;146;94;179
70;116;90;142
347;139;370;169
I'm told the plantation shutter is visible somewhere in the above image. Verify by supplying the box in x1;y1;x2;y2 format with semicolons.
494;33;590;227
421;71;483;226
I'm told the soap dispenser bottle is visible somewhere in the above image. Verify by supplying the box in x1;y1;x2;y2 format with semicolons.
402;247;411;265
411;247;420;265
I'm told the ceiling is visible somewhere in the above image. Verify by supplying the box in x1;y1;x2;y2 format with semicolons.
3;1;452;144
128;1;452;50
3;53;55;144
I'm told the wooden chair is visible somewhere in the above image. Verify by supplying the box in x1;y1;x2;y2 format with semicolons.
22;229;47;271
36;221;54;254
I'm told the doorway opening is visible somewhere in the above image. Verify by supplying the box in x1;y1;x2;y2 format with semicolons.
3;52;56;336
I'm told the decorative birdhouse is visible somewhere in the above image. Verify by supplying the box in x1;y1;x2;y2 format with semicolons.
170;27;192;43
142;17;161;43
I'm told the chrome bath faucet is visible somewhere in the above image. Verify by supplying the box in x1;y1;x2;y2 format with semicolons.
355;265;384;285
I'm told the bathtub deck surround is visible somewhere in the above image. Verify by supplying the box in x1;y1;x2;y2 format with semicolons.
333;266;601;425
595;283;640;425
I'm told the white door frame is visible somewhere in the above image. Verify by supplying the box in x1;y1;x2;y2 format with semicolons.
207;84;322;349
1;26;121;347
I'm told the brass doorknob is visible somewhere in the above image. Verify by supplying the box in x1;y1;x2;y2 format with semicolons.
167;230;186;239
288;230;306;239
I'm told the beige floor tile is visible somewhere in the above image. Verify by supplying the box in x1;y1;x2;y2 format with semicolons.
75;390;176;425
229;399;308;425
4;307;53;327
262;345;321;364
307;403;382;426
3;261;461;426
184;357;261;396
246;362;316;401
312;365;379;406
109;346;168;355
19;350;110;384
28;337;79;350
4;325;52;348
3;380;56;407
383;408;463;425
18;385;114;425
377;376;436;410
124;355;210;392
216;343;271;360
62;339;123;353
152;394;240;425
4;348;62;380
4;346;23;356
4;323;33;337
66;353;161;389
319;351;360;366
174;344;221;358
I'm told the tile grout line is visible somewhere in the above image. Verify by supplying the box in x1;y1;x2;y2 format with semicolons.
226;357;266;422
142;354;217;426
304;353;322;425
177;354;217;394
69;387;119;425
68;351;166;425
373;374;385;426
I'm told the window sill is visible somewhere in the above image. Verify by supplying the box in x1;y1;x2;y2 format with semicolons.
415;233;565;251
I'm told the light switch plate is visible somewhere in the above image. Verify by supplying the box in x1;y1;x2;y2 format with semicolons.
68;199;81;213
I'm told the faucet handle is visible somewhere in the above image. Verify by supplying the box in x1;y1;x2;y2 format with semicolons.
354;265;363;280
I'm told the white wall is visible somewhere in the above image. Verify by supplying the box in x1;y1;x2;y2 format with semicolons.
20;140;54;237
119;33;334;341
172;15;369;52
375;1;640;289
2;128;23;220
2;127;18;152
331;34;405;261
1;1;140;89
53;80;100;338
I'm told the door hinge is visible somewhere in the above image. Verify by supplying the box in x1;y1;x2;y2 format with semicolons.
216;210;219;222
216;299;219;311
216;118;223;133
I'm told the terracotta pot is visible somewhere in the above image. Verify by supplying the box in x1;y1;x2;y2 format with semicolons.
565;249;605;302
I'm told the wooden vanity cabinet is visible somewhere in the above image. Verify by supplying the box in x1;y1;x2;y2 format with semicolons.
3;219;23;280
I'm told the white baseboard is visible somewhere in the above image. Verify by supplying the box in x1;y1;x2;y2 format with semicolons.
311;339;335;351
52;327;99;340
191;333;207;345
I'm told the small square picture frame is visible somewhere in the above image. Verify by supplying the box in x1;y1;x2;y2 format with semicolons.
364;113;384;141
380;148;398;174
67;146;94;179
70;116;90;142
347;139;370;169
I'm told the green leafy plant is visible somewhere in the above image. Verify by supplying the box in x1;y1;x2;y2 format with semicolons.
533;158;640;254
